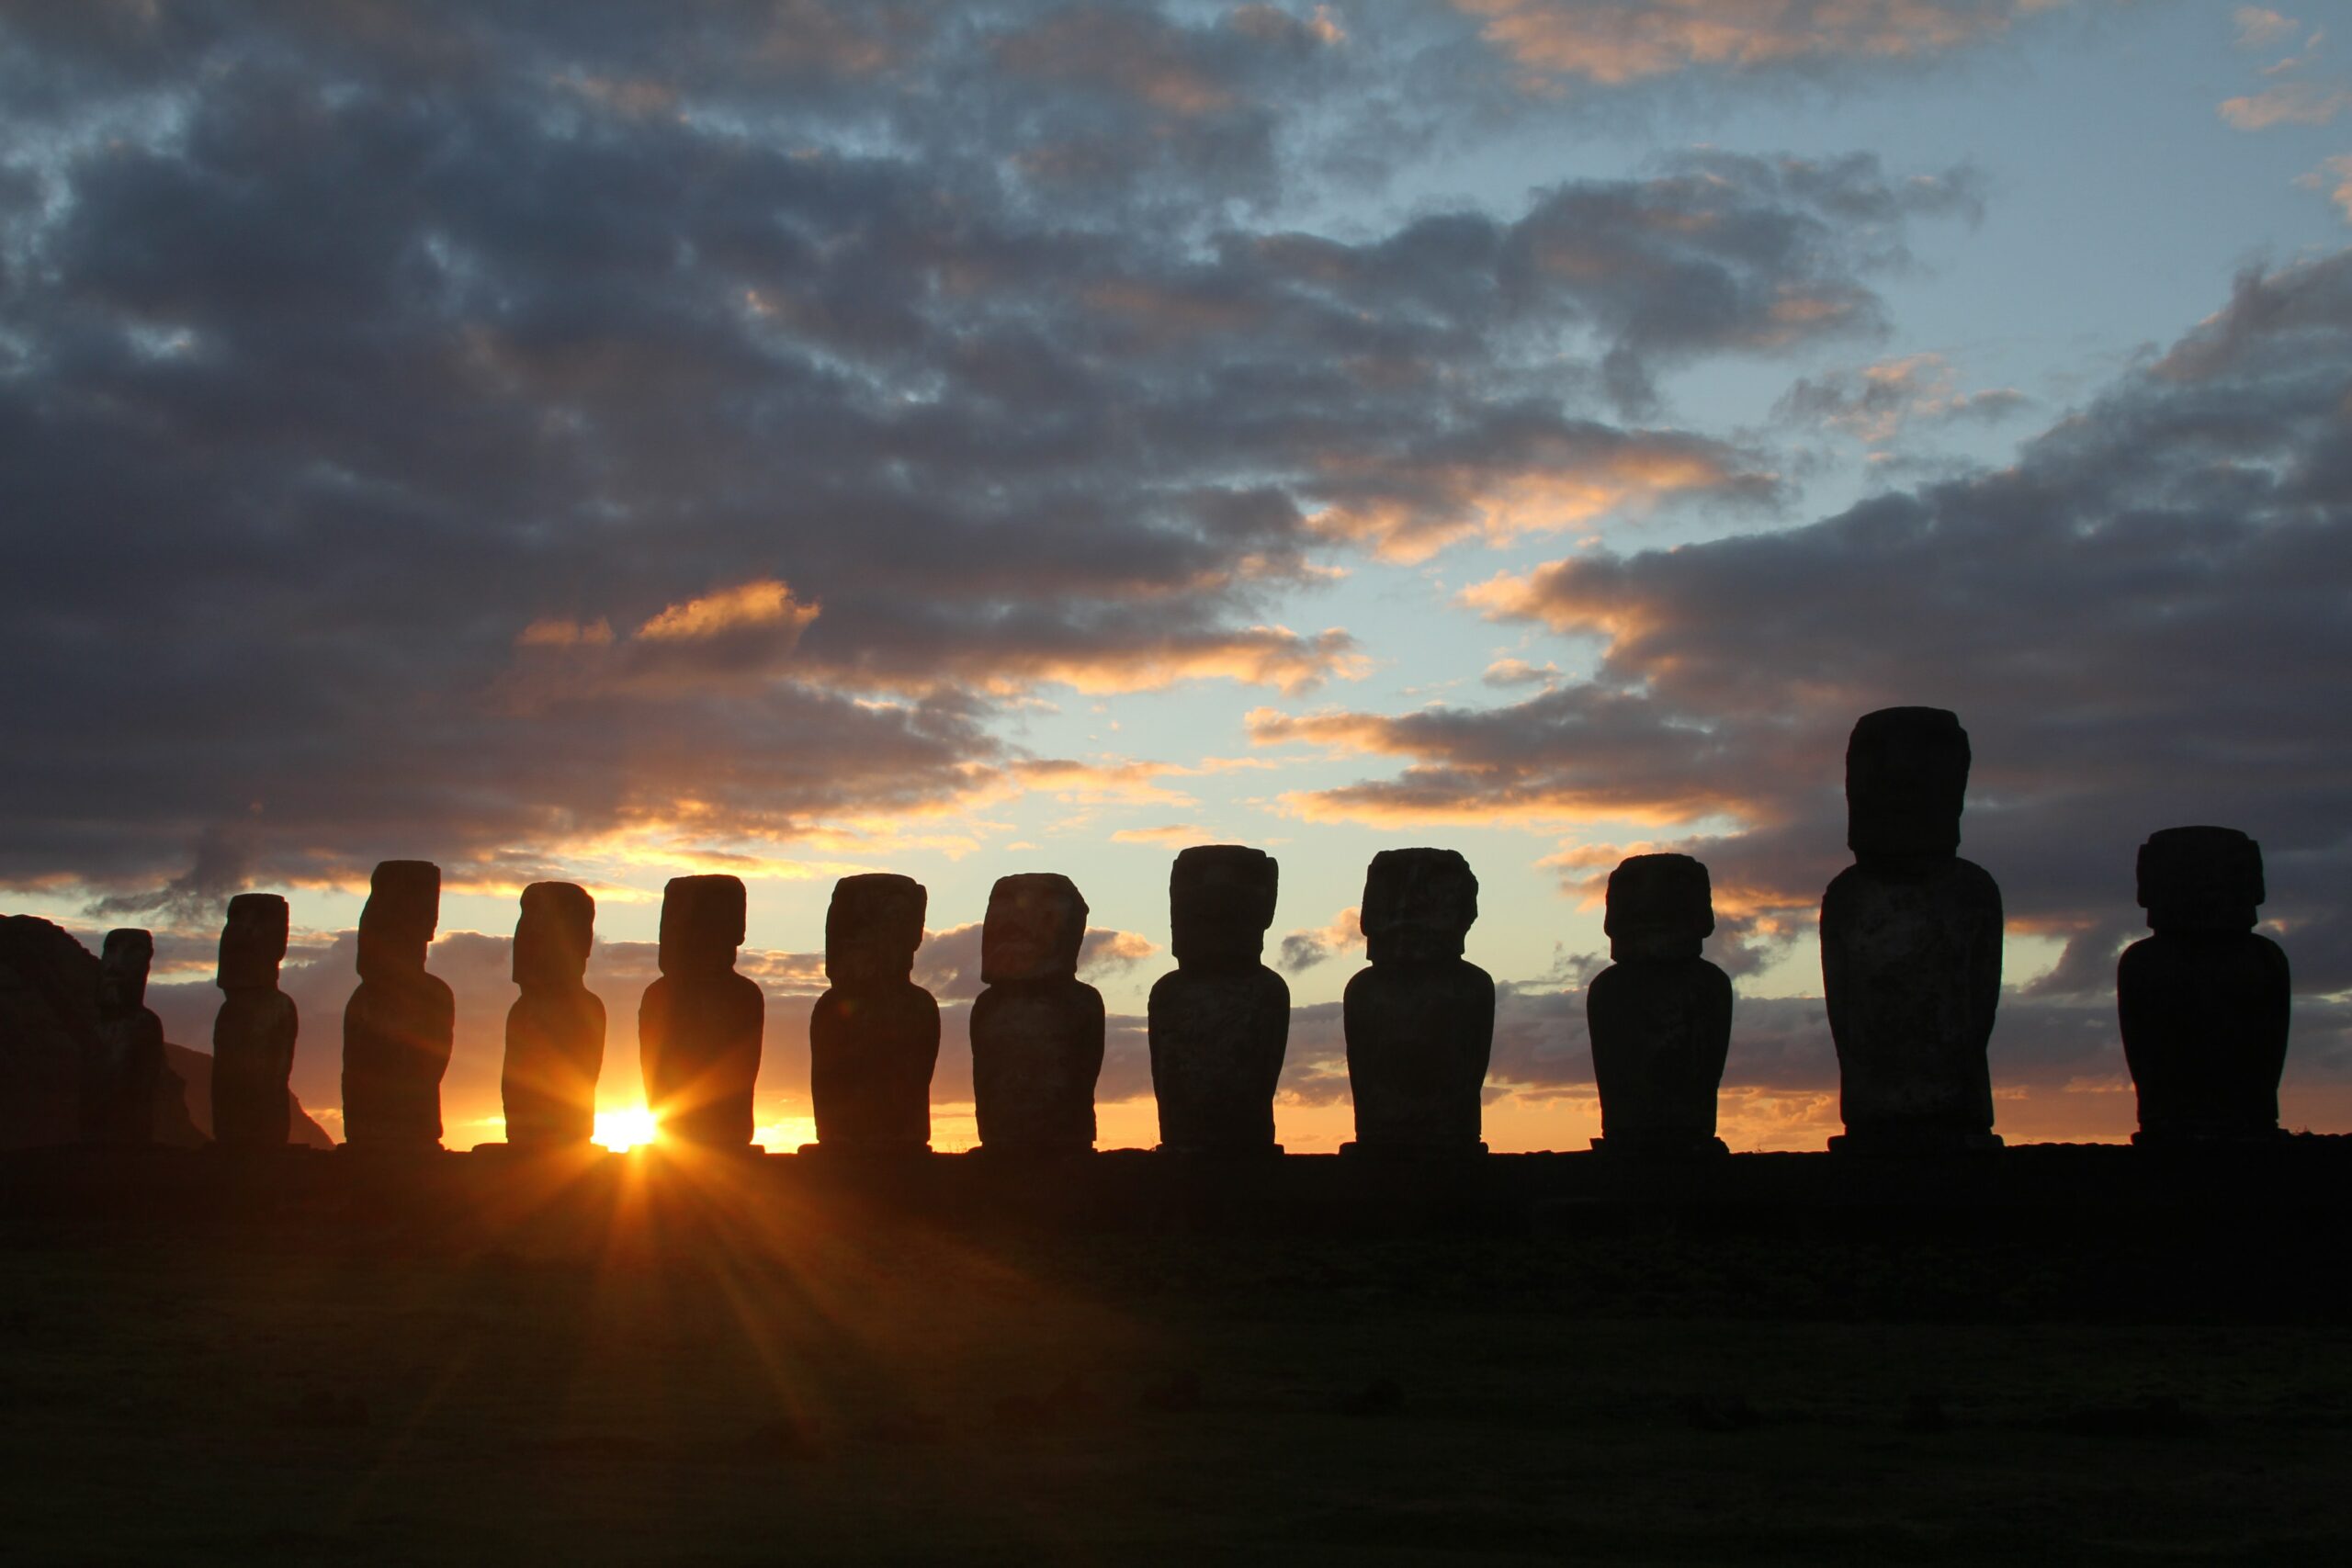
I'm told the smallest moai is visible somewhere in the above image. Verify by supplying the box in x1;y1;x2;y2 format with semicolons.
808;874;940;1153
1820;708;2003;1155
1343;849;1494;1156
639;874;764;1147
83;928;164;1145
501;882;605;1149
2118;827;2290;1145
1587;854;1733;1157
342;861;455;1150
212;894;298;1149
969;874;1104;1156
1148;846;1289;1156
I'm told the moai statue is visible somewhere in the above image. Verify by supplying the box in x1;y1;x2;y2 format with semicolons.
211;893;298;1148
1587;853;1733;1157
1820;708;2003;1154
501;881;605;1149
808;874;939;1152
82;928;164;1145
1343;849;1494;1156
2118;827;2290;1145
341;860;455;1150
1148;846;1288;1156
639;874;763;1146
969;873;1103;1155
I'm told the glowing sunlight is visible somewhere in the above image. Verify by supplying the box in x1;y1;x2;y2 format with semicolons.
593;1106;662;1152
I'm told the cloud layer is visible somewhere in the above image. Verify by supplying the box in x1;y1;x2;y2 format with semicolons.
2;3;1992;901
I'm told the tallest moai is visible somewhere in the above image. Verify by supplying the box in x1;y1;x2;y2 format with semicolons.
1820;708;2003;1155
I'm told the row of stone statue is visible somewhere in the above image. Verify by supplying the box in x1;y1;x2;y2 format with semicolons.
81;706;2292;1156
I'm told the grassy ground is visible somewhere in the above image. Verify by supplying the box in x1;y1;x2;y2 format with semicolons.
4;1158;2349;1563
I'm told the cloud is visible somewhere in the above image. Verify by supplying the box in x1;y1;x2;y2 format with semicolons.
0;5;2052;907
2222;79;2352;130
636;579;819;646
1774;353;2030;446
2301;153;2352;222
2235;9;2302;53
1455;0;2071;90
1255;248;2352;1045
1276;905;1363;974
1109;824;1211;846
1483;657;1562;688
2218;6;2346;132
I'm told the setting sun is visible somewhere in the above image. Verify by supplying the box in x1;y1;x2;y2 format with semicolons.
593;1106;661;1153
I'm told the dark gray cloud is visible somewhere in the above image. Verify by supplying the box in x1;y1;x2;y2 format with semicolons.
1261;248;2352;1070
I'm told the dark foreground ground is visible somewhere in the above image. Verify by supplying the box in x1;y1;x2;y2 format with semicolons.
4;1144;2350;1564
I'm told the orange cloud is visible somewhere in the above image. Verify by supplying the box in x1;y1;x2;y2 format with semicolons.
2300;153;2352;220
2221;79;2352;129
515;615;614;648
636;578;820;644
986;626;1367;696
1003;758;1198;809
1109;823;1212;845
1309;436;1754;563
1456;0;2064;90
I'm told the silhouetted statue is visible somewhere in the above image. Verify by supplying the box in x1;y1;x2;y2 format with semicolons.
342;861;455;1150
639;874;763;1146
81;928;164;1145
212;893;298;1148
1148;846;1288;1155
808;874;939;1152
1820;708;2002;1154
2119;827;2290;1145
501;881;605;1149
970;873;1103;1155
1588;854;1732;1156
1343;849;1493;1156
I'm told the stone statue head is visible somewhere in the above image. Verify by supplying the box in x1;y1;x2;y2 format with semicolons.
216;893;290;991
1170;845;1278;969
980;873;1088;985
1360;848;1478;965
98;928;153;1018
2137;826;2264;933
1604;852;1715;963
657;874;746;976
1846;706;1970;863
356;860;439;982
825;873;927;988
514;881;596;987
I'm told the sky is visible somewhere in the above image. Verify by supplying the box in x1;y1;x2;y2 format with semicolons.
4;0;2350;1153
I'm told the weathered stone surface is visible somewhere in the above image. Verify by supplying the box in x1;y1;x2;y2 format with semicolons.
1821;708;2003;1154
212;893;299;1149
502;881;605;1149
1149;845;1287;1155
1344;849;1493;1155
83;928;164;1145
971;874;1102;1153
2119;826;2290;1144
342;860;455;1150
809;874;938;1151
639;874;763;1146
1588;854;1731;1156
